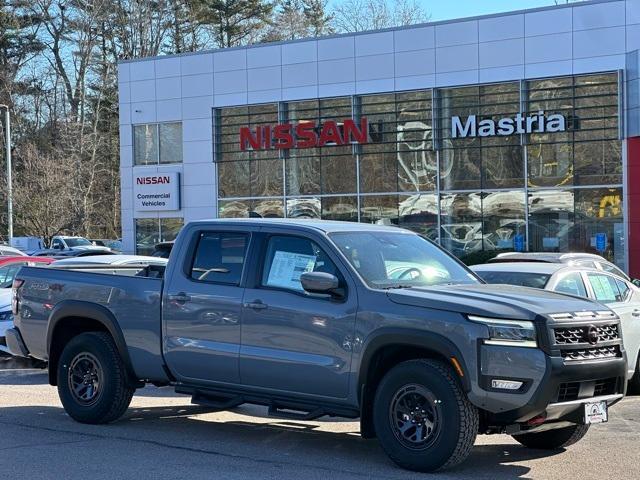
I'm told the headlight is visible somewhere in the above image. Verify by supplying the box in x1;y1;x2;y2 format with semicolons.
468;315;537;348
0;311;13;322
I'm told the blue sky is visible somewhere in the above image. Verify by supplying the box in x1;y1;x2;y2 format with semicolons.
427;0;562;21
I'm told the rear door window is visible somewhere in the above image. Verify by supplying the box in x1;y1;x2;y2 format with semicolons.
552;272;587;297
586;273;622;304
615;279;632;302
189;232;249;285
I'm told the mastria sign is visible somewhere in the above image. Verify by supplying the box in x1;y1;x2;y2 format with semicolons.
452;111;566;138
239;118;368;151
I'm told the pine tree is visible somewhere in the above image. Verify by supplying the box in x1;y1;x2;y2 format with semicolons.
303;0;333;36
192;0;274;48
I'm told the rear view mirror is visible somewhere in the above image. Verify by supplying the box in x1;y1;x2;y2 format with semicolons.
300;272;341;297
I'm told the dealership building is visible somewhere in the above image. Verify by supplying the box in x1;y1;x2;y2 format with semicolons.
118;0;640;275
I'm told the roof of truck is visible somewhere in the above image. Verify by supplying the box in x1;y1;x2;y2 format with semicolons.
188;218;407;234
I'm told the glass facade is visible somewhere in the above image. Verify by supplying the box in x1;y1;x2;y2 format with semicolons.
135;217;184;255
215;72;624;268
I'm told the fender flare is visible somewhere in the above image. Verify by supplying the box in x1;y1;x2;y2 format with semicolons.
46;300;138;385
357;327;472;396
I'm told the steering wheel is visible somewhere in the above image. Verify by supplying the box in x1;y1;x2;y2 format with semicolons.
397;267;423;280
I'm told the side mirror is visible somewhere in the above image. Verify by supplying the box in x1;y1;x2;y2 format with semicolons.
632;279;640;288
300;272;342;297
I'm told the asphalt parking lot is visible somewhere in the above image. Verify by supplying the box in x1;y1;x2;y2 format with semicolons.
0;357;638;480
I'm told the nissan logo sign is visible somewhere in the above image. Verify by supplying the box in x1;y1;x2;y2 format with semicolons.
586;326;599;345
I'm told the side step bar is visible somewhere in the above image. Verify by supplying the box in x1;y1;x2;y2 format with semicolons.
190;392;244;410
267;404;326;421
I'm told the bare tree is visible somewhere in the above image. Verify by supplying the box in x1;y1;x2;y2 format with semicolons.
332;0;429;33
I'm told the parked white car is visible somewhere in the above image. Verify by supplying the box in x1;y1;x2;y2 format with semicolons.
51;255;168;277
50;236;111;252
0;245;27;257
472;262;640;391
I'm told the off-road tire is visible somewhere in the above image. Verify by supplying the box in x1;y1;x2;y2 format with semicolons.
513;424;590;449
372;359;478;472
57;332;134;424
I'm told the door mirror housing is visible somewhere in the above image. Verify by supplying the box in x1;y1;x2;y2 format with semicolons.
300;272;342;297
632;279;640;288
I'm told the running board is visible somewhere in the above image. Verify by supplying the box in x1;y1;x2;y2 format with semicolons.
268;404;326;421
190;392;244;410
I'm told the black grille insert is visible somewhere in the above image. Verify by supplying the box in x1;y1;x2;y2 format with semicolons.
557;382;580;402
561;345;621;361
594;377;618;397
554;324;619;345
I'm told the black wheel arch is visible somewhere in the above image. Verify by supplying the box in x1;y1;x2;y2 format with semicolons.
357;328;472;439
46;300;139;387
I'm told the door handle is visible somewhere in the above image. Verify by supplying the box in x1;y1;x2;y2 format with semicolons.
633;309;640;317
244;300;268;310
168;292;191;303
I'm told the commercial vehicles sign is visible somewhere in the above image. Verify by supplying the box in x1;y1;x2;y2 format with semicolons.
451;111;566;138
133;172;180;211
239;118;368;151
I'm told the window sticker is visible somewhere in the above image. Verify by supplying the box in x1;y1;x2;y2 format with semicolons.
589;276;616;302
266;251;316;291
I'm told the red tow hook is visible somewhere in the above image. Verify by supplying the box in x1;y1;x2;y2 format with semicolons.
526;413;547;426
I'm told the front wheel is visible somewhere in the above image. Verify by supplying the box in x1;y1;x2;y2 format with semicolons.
512;424;590;450
57;332;134;424
373;359;478;472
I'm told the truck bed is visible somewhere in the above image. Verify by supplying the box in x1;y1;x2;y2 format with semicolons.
15;266;167;382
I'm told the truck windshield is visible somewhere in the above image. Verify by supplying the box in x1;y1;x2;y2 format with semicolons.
330;231;479;289
64;238;92;247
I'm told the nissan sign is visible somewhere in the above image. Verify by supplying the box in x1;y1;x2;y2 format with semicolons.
451;111;566;138
239;118;369;151
133;172;180;212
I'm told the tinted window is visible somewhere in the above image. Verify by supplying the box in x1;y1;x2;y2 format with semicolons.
553;272;587;297
476;271;550;289
615;278;632;302
0;264;25;288
190;232;248;284
262;236;339;293
586;274;621;303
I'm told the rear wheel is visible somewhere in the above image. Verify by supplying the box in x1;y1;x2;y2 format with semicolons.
512;424;590;449
372;359;478;472
57;332;134;424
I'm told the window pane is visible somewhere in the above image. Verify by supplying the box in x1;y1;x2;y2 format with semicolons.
482;191;526;252
615;279;631;301
218;199;284;218
440;148;481;191
440;193;483;259
159;123;183;164
322;156;357;194
527;142;573;187
360;195;399;225
134;125;158;165
286;156;321;196
528;189;574;252
574;140;622;185
573;188;623;266
554;273;587;297
250;159;283;197
587;274;621;303
218;161;250;198
286;197;321;218
135;219;159;255
160;218;183;242
261;236;339;292
190;232;248;284
398;194;439;241
321;196;357;222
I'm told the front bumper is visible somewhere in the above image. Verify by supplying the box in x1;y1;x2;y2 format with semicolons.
489;354;627;424
5;327;30;358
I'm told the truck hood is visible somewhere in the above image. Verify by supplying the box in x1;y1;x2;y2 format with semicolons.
387;283;606;321
69;245;111;251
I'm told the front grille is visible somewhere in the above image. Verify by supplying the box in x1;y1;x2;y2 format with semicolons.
557;382;580;402
561;345;621;361
555;377;618;402
594;378;618;397
554;324;619;344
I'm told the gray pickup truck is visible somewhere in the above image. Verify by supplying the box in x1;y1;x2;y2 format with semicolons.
6;219;628;472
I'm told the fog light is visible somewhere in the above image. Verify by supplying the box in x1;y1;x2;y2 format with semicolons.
491;379;523;390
